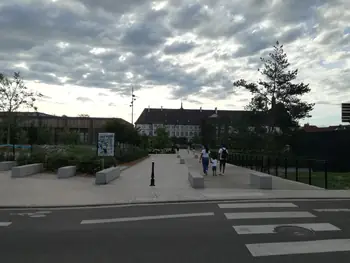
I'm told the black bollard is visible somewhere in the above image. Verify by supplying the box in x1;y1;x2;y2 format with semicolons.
150;161;155;186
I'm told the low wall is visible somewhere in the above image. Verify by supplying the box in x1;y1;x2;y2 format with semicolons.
95;166;121;185
11;163;43;178
188;170;204;189
57;166;76;179
0;161;17;171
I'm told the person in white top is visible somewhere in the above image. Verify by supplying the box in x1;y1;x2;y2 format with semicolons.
218;145;228;175
210;155;217;176
199;145;210;175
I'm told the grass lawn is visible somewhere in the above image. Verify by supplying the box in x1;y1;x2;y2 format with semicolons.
283;171;350;189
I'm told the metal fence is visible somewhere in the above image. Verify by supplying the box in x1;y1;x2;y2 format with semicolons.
225;153;343;189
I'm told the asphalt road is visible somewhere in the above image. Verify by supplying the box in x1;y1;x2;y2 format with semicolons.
2;199;350;263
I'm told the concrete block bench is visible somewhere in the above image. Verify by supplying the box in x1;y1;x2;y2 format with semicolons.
180;158;185;164
11;163;44;178
57;166;76;179
95;166;121;185
250;171;272;189
188;171;204;189
0;161;17;171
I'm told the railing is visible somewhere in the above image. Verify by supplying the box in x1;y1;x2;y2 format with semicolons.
226;153;348;189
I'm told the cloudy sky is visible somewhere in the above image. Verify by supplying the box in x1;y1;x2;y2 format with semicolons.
1;0;349;126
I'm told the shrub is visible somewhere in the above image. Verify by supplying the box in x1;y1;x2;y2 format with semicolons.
17;145;149;175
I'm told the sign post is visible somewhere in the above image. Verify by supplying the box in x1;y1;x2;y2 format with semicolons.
97;133;115;169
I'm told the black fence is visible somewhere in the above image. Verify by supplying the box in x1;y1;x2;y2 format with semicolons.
225;153;350;190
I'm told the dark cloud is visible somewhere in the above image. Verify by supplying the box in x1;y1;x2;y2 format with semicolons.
0;0;348;104
76;97;93;103
163;41;196;54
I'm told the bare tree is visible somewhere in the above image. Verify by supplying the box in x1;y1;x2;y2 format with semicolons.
0;72;42;143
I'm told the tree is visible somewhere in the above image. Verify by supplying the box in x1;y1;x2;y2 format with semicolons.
57;130;80;145
78;114;90;117
153;127;170;149
104;119;140;145
0;72;42;143
233;41;314;133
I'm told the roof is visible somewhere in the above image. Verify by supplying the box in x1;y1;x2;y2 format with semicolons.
0;111;130;124
0;111;54;117
135;107;259;125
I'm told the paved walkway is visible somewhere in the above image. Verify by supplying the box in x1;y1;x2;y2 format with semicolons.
0;150;350;207
184;151;320;190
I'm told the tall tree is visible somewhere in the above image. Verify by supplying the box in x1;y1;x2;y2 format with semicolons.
0;72;42;143
104;119;140;145
153;127;170;149
233;41;314;133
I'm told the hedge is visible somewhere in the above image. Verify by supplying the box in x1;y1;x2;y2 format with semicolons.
16;145;149;174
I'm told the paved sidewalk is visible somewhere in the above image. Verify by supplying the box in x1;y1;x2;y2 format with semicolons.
0;150;350;207
185;152;320;190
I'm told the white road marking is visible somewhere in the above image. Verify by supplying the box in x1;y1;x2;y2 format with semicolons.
233;223;340;235
35;211;52;214
30;215;46;218
0;222;12;227
218;202;297;209
246;239;350;257
81;212;215;225
314;208;350;212
225;211;316;220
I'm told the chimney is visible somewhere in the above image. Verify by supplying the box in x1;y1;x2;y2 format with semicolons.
148;106;150;112
215;107;217;114
161;106;163;111
200;107;202;112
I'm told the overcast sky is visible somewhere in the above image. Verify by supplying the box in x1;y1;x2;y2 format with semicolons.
0;0;349;126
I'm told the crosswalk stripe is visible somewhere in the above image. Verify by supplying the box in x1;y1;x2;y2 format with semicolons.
225;211;315;220
314;208;350;212
218;203;297;209
233;223;340;235
0;222;12;227
246;239;350;257
81;212;215;224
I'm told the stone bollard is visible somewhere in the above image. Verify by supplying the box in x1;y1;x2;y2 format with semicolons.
177;154;181;158
194;154;198;159
180;158;185;164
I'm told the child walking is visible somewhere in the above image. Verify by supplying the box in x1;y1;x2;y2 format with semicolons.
210;155;218;176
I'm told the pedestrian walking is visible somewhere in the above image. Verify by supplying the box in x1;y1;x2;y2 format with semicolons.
199;145;210;175
218;144;228;175
210;154;218;176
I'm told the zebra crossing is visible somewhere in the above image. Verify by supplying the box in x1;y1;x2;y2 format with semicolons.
0;222;11;227
218;202;350;257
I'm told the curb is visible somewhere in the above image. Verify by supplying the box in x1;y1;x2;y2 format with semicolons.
1;196;350;210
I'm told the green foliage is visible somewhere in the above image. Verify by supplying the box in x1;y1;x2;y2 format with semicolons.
104;119;140;145
233;41;314;132
153;127;170;149
57;130;80;144
18;145;149;174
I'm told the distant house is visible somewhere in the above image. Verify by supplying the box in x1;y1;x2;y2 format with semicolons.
0;111;129;144
134;103;260;142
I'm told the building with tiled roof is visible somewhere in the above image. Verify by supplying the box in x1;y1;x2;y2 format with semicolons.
135;103;258;141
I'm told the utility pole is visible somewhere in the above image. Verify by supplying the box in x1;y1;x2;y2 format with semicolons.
130;86;136;126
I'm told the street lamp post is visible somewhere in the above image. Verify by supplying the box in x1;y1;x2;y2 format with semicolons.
130;86;136;126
